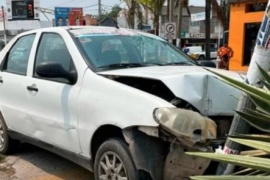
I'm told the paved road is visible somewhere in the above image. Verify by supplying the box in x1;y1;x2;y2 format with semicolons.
0;144;94;180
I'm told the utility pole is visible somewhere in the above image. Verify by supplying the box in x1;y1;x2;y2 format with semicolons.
168;0;173;43
167;0;170;22
98;0;101;22
216;0;270;175
205;0;211;60
169;0;173;22
1;6;7;45
176;0;183;48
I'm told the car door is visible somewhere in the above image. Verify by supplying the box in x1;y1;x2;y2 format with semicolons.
26;32;82;153
0;34;36;134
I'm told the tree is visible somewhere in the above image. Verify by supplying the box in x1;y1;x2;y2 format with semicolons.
137;0;166;34
121;0;143;29
99;4;122;22
175;0;189;47
211;0;230;30
108;5;122;18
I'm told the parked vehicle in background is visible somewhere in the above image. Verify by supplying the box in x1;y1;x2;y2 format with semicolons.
185;46;202;56
186;46;218;60
0;26;242;180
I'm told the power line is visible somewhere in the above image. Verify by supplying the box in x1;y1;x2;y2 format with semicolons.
47;0;75;8
84;4;98;9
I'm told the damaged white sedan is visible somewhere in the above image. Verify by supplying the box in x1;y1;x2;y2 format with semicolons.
0;26;242;180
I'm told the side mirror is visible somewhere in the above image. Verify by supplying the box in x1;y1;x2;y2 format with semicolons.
36;61;77;84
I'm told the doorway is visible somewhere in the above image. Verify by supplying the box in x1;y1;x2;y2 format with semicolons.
243;23;260;66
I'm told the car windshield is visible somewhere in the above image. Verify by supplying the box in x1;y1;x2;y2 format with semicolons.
74;32;196;70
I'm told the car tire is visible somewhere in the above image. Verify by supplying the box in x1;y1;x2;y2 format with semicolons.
199;55;205;60
0;115;18;155
94;138;139;180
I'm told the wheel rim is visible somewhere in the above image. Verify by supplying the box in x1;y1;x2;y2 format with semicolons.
0;121;4;149
98;151;128;180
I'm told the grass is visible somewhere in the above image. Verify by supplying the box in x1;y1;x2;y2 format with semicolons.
0;155;5;163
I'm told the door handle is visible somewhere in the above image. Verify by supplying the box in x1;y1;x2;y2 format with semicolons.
27;85;38;92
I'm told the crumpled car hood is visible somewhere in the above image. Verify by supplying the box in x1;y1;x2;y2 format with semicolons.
98;66;242;116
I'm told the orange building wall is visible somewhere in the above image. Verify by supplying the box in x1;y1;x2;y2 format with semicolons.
229;2;265;71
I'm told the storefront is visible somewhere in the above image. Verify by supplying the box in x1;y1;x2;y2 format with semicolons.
229;0;267;71
181;32;221;51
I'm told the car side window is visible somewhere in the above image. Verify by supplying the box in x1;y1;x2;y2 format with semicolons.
34;33;75;83
3;34;35;75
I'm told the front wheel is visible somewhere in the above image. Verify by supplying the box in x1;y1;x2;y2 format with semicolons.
198;55;205;60
94;138;139;180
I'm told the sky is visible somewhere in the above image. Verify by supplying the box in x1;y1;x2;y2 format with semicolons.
0;0;205;20
38;0;205;15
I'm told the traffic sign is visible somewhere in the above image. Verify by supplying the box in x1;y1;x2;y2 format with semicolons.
165;22;176;40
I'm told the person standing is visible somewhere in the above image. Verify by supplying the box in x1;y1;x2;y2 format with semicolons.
182;45;189;54
217;43;234;70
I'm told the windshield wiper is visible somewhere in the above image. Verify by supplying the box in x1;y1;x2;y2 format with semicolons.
98;63;144;70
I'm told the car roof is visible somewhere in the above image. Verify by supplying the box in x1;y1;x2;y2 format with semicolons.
18;26;163;40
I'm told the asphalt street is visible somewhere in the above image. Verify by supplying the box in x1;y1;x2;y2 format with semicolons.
0;144;94;180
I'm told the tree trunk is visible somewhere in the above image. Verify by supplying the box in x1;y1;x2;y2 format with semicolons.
216;0;270;175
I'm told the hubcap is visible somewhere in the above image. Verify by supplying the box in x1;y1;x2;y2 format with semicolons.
98;151;128;180
0;121;4;149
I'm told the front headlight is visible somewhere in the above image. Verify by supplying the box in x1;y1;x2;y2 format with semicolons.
153;107;217;147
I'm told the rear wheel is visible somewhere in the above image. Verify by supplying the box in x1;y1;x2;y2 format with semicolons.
94;138;139;180
0;115;18;154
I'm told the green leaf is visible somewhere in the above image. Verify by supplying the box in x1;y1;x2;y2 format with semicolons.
191;176;270;180
235;110;270;132
261;80;270;91
207;69;270;105
240;150;268;157
228;138;270;153
232;168;253;175
230;134;270;143
257;62;270;85
249;96;270;115
186;152;270;173
244;109;270;120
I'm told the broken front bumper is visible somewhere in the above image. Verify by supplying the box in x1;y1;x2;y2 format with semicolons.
123;108;217;180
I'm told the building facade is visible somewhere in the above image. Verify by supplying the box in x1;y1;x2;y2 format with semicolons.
228;0;267;71
160;5;224;51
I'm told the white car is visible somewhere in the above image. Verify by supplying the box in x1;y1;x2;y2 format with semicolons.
0;26;242;180
186;46;217;60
